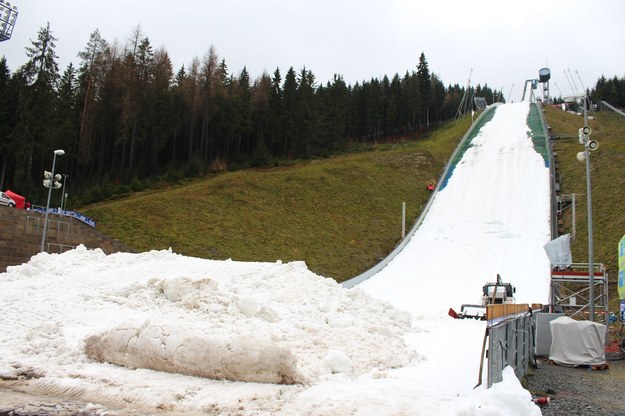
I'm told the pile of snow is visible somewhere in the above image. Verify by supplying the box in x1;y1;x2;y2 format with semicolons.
0;247;415;394
0;245;541;415
455;367;541;416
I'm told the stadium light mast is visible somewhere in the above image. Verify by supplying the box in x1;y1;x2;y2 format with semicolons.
40;149;65;252
0;0;18;42
576;97;598;321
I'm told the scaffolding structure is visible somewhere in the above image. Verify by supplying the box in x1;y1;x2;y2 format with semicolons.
551;263;609;323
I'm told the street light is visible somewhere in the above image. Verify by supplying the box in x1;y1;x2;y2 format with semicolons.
40;149;65;252
60;174;69;210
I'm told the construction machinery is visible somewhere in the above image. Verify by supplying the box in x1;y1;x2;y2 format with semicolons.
451;274;516;320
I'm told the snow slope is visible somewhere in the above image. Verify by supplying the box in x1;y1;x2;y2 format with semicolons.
360;101;552;313
0;102;550;415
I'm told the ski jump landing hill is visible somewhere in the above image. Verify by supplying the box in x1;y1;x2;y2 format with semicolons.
344;101;554;316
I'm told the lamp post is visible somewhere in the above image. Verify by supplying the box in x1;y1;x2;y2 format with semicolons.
576;97;596;321
40;149;65;252
60;174;69;211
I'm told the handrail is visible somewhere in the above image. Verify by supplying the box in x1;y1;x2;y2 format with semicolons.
599;100;625;117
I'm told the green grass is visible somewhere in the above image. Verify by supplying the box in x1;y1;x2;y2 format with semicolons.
545;105;625;311
84;117;472;281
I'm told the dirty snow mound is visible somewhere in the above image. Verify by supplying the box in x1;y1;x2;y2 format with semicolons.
85;321;299;384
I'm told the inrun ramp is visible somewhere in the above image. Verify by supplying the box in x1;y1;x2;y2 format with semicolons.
356;101;552;315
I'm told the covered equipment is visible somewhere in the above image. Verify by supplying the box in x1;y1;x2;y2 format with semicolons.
549;316;606;366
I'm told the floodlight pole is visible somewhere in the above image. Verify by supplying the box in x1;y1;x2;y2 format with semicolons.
40;149;64;252
0;1;18;42
582;97;595;321
60;174;69;210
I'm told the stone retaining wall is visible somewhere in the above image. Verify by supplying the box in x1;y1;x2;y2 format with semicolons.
0;207;133;272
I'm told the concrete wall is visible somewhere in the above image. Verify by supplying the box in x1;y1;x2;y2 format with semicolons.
0;207;133;273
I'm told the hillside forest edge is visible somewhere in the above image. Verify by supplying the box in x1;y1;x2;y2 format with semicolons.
0;22;615;207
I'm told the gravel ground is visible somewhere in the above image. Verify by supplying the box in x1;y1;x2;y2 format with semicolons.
525;352;625;416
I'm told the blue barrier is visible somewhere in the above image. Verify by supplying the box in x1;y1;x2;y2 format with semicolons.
31;206;96;228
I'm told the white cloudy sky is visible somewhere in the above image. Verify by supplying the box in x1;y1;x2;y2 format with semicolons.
2;0;623;102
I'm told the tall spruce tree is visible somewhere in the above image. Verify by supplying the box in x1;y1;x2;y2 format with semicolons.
250;71;272;166
268;67;282;156
0;57;17;190
145;47;174;174
54;64;79;174
416;52;431;130
13;23;61;189
295;67;317;157
77;29;108;169
281;67;298;158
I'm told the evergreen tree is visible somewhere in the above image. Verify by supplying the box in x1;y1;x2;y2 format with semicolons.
401;71;419;135
250;71;272;166
236;67;253;157
198;46;220;164
384;74;402;137
294;67;317;157
318;74;349;152
0;57;17;189
281;67;298;158
430;73;446;124
145;47;175;173
54;63;79;174
76;29;108;170
268;67;282;155
416;52;431;129
13;23;61;189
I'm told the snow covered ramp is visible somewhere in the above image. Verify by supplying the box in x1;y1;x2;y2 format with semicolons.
358;102;552;315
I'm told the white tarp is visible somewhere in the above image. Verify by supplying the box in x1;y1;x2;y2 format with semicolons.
549;316;606;366
543;234;572;269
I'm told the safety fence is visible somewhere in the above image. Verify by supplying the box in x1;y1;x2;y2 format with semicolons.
476;304;537;388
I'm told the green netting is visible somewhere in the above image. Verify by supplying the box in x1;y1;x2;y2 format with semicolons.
526;103;550;167
450;107;497;167
440;107;498;189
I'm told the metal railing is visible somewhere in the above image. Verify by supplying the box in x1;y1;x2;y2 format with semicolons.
46;243;76;254
26;215;71;236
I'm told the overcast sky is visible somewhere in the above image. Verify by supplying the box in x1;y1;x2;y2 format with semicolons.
1;0;623;102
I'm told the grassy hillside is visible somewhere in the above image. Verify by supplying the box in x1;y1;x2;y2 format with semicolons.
544;105;625;310
84;117;472;281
